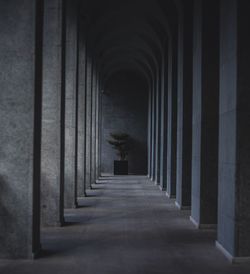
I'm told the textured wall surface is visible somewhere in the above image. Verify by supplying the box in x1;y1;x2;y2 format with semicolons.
191;0;219;226
85;56;92;189
64;0;78;208
218;0;237;256
41;0;64;227
77;19;86;197
218;0;250;257
0;0;39;258
176;2;193;209
101;71;148;175
166;44;178;198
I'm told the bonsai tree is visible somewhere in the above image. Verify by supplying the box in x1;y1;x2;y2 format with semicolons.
107;132;129;161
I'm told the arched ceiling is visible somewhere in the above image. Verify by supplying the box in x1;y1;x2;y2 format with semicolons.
80;0;181;86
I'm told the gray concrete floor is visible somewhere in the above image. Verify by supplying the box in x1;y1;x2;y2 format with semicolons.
1;176;250;274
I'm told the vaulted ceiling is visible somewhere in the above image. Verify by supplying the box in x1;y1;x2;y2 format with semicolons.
79;0;182;86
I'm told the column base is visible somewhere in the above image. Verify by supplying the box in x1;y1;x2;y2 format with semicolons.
154;181;160;186
216;241;250;264
166;192;176;199
190;216;217;230
175;201;191;210
73;202;79;209
32;244;42;260
65;202;78;210
159;185;166;191
41;220;64;228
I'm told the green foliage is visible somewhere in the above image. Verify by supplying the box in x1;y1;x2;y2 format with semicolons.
107;132;129;160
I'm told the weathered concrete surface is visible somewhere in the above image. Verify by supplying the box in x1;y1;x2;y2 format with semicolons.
166;43;178;198
91;72;97;185
191;0;219;227
154;72;162;185
1;177;250;273
76;19;87;197
0;0;41;258
101;71;148;175
95;79;101;180
41;0;64;227
85;55;93;189
150;82;156;180
64;0;78;209
147;88;152;177
176;2;193;209
218;0;250;259
159;51;168;191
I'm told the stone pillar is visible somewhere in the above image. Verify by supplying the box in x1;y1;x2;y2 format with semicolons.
166;42;178;198
95;77;101;179
77;18;87;197
0;0;42;258
216;0;250;262
91;71;97;184
176;2;193;210
150;80;156;181
147;84;153;177
85;54;93;189
97;79;103;178
191;0;219;228
64;0;78;209
159;48;168;191
41;0;65;226
154;71;161;185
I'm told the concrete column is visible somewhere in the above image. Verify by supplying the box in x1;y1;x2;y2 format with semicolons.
150;80;156;181
191;0;219;228
95;78;101;179
166;42;178;198
0;0;42;259
85;55;93;189
91;71;97;184
216;0;250;262
41;0;65;227
77;18;87;197
159;48;168;191
147;85;153;177
155;71;162;185
176;2;193;210
64;0;78;209
149;84;153;178
97;80;103;177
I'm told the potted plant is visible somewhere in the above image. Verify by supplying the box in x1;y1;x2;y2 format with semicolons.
107;132;129;175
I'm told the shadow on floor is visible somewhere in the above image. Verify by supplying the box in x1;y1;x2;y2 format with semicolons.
1;177;250;274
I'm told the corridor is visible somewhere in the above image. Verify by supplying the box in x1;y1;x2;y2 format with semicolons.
1;176;250;274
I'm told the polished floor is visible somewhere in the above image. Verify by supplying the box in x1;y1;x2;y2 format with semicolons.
1;176;250;274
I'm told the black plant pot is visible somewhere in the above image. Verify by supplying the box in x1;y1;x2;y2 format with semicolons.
114;160;128;175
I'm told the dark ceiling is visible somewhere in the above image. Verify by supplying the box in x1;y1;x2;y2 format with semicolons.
78;0;182;86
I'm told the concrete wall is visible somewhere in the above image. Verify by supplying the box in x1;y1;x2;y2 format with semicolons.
101;70;148;175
